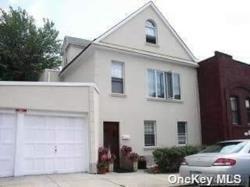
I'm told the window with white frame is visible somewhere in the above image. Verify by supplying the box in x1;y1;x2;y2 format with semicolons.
145;20;157;44
144;121;156;146
148;69;156;97
147;69;181;100
177;121;187;145
156;71;165;98
172;73;181;99
111;61;124;94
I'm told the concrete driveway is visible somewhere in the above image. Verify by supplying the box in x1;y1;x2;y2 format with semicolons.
0;172;178;187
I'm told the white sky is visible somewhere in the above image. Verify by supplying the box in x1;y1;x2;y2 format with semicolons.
1;0;250;63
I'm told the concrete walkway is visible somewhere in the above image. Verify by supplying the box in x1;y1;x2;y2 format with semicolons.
0;172;178;187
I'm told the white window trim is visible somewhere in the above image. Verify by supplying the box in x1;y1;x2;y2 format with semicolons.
172;72;181;100
155;70;166;99
145;20;158;45
144;120;157;147
147;69;182;101
111;60;125;95
177;121;188;146
154;70;157;98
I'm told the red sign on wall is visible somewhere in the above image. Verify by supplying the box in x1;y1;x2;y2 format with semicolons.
16;108;27;112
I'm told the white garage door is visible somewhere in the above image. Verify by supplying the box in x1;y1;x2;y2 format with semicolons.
22;114;89;175
0;110;89;177
0;112;16;177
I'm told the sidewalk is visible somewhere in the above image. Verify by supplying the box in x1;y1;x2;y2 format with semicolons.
0;171;179;187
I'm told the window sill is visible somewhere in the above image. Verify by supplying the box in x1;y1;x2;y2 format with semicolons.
177;144;187;147
145;42;159;48
144;146;159;150
147;97;183;103
110;93;127;98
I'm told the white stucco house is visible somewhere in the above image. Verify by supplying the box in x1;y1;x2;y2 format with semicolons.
0;1;201;177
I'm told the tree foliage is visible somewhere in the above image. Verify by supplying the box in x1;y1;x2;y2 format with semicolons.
0;7;61;81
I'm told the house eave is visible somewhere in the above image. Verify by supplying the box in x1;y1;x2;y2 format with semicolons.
94;42;199;68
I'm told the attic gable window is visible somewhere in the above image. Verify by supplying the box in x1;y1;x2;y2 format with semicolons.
145;20;157;44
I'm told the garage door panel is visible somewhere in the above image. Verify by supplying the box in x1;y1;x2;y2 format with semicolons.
23;158;55;174
23;114;88;175
0;113;16;177
1;130;16;143
24;116;56;143
55;157;85;173
56;130;76;143
24;144;55;157
55;117;88;172
24;130;56;143
56;144;85;157
0;159;14;176
0;111;88;177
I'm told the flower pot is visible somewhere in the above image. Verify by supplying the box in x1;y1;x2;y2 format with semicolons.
138;160;147;169
133;161;138;171
98;167;107;174
109;163;114;172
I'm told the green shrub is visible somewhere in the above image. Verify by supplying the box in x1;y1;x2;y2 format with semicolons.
153;145;205;173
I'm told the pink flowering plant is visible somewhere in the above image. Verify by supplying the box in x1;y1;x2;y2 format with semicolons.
108;154;116;163
98;147;108;156
121;145;132;156
128;152;139;162
120;145;140;171
97;147;109;173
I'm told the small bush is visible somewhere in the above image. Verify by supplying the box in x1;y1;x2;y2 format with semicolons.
153;145;204;173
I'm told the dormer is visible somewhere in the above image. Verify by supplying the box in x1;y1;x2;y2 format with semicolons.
62;36;91;67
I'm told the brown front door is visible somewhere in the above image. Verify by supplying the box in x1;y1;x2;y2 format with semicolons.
103;122;120;170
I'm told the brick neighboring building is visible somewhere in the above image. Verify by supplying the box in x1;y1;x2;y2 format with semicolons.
198;51;250;145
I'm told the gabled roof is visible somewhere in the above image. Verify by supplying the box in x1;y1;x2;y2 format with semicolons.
60;1;197;76
94;1;197;61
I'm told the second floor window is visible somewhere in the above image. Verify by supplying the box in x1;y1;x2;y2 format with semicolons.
147;69;181;100
111;61;124;94
230;96;240;125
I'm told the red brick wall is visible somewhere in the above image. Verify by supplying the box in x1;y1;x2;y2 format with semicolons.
198;51;250;144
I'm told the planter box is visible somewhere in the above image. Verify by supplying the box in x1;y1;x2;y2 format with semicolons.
133;162;138;171
120;155;138;172
109;163;114;172
138;160;147;169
